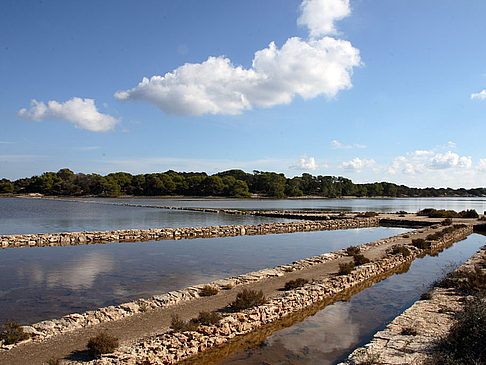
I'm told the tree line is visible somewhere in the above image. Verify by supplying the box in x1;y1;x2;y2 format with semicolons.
0;168;485;198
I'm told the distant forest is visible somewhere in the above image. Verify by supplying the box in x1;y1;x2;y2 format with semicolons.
1;169;485;198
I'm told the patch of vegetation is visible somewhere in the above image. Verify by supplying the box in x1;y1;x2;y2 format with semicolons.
230;289;266;311
283;267;294;272
338;262;355;275
428;296;486;364
353;254;370;266
283;278;309;290
0;320;29;345
417;208;479;219
390;245;411;257
436;266;486;294
170;314;199;332
420;292;433;300
357;211;378;217
412;238;431;250
441;218;453;226
199;285;219;296
401;327;418;336
346;246;361;256
196;311;222;326
139;303;149;312
87;332;119;359
47;358;60;365
402;234;410;238
222;283;234;290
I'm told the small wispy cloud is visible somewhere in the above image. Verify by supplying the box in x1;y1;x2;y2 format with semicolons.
331;140;366;149
471;90;486;100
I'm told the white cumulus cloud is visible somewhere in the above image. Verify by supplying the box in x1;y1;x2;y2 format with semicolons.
471;90;486;100
298;0;351;38
115;0;360;116
429;151;472;169
340;157;375;172
331;139;366;149
18;98;119;132
388;150;472;175
300;156;318;170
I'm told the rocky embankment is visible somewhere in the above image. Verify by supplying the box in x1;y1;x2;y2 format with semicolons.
75;225;472;364
0;217;378;249
340;243;486;365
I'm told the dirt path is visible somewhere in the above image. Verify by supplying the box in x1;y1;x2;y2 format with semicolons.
0;229;411;365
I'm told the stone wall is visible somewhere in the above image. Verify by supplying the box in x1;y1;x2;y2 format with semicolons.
0;217;379;249
340;243;486;365
76;225;472;364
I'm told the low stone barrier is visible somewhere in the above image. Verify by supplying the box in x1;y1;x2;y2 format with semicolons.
340;243;486;365
78;225;472;364
0;217;379;249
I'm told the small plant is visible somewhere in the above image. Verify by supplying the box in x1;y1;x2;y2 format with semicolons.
402;234;410;238
230;289;266;311
458;209;479;218
412;238;430;250
390;245;411;257
170;315;199;332
401;327;418;336
139;303;149;312
87;332;119;358
0;320;29;345
338;262;355;275
420;292;432;300
200;285;219;296
196;311;221;326
441;218;453;226
346;246;361;256
353;254;370;266
283;278;309;290
283;266;294;272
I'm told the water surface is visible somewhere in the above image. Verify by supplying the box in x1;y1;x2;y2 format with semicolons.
0;227;408;325
0;197;290;235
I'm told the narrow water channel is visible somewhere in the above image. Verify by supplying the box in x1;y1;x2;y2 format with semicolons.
216;233;486;365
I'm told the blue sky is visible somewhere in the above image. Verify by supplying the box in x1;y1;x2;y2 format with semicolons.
1;0;485;188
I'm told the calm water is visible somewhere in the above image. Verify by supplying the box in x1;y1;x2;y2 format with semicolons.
0;227;409;325
99;196;486;213
218;233;486;365
2;196;485;235
0;198;291;235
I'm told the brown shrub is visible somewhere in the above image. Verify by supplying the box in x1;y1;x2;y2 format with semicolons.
87;332;119;358
200;285;219;296
283;278;309;290
338;262;355;275
0;320;29;345
230;289;266;311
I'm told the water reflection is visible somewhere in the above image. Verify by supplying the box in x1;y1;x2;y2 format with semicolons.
217;234;485;365
18;252;114;290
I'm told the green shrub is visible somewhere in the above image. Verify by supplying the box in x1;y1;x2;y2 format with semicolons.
412;238;430;250
390;245;411;257
200;285;219;296
441;218;453;226
353;254;370;266
283;278;309;290
426;232;442;241
346;246;361;256
338;262;355;275
230;289;266;311
87;332;119;358
420;292;432;300
458;209;479;218
0;320;29;345
196;311;221;326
